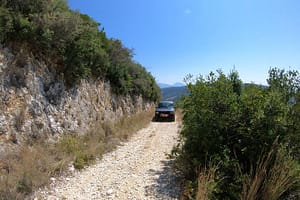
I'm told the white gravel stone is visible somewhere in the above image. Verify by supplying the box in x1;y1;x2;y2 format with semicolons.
50;177;56;182
106;189;113;195
32;120;182;199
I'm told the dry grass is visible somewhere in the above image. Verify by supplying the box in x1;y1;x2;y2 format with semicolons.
179;162;217;200
0;108;154;200
241;142;300;200
14;105;27;132
261;147;300;200
176;108;183;124
0;144;57;199
196;165;217;200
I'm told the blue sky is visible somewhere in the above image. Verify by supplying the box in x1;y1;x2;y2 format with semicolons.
68;0;300;85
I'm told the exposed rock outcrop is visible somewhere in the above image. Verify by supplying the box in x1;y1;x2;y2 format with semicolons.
0;46;152;148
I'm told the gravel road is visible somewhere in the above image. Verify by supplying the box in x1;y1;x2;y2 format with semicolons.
33;120;182;200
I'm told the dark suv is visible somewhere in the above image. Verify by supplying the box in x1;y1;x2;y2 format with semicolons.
154;101;175;122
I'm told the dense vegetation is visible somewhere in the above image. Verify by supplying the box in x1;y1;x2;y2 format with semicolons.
174;68;300;199
0;0;160;101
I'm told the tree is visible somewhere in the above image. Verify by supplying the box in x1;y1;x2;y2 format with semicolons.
176;68;300;199
0;0;160;101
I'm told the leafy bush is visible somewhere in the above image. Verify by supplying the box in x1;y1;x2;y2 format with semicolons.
73;151;94;169
175;68;300;199
0;7;14;43
106;39;161;100
0;0;160;101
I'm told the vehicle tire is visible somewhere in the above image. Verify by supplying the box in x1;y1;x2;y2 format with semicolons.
170;116;175;122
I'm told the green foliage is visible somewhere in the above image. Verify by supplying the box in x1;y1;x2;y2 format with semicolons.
0;0;160;101
268;68;300;102
16;173;33;194
57;135;95;169
106;39;161;100
176;69;300;199
0;7;14;44
58;136;81;155
74;151;94;169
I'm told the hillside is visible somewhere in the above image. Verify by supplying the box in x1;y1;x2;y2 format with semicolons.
0;1;162;198
161;86;189;101
0;0;163;150
0;0;160;101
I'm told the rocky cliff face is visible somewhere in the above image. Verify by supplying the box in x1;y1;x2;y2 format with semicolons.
0;46;152;149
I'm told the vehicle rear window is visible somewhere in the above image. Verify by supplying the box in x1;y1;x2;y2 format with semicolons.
158;102;173;108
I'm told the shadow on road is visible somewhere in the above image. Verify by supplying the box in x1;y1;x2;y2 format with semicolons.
144;159;182;199
151;117;176;123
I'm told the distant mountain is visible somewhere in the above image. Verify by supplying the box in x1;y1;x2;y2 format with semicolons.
158;83;172;88
161;86;189;101
160;83;268;102
158;82;185;88
173;82;185;87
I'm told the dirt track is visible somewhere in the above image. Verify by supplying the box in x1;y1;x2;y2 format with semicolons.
33;120;182;200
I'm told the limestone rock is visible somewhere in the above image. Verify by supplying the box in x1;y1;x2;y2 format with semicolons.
0;46;153;153
0;115;8;135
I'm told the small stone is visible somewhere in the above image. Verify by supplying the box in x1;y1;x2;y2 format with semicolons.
106;189;113;195
50;177;56;182
69;164;75;172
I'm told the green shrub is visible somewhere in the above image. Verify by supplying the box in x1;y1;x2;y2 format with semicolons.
0;0;160;101
74;151;94;169
0;7;14;43
58;136;81;155
175;68;300;199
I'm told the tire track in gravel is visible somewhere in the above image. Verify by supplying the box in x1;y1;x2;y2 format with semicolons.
33;120;182;200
